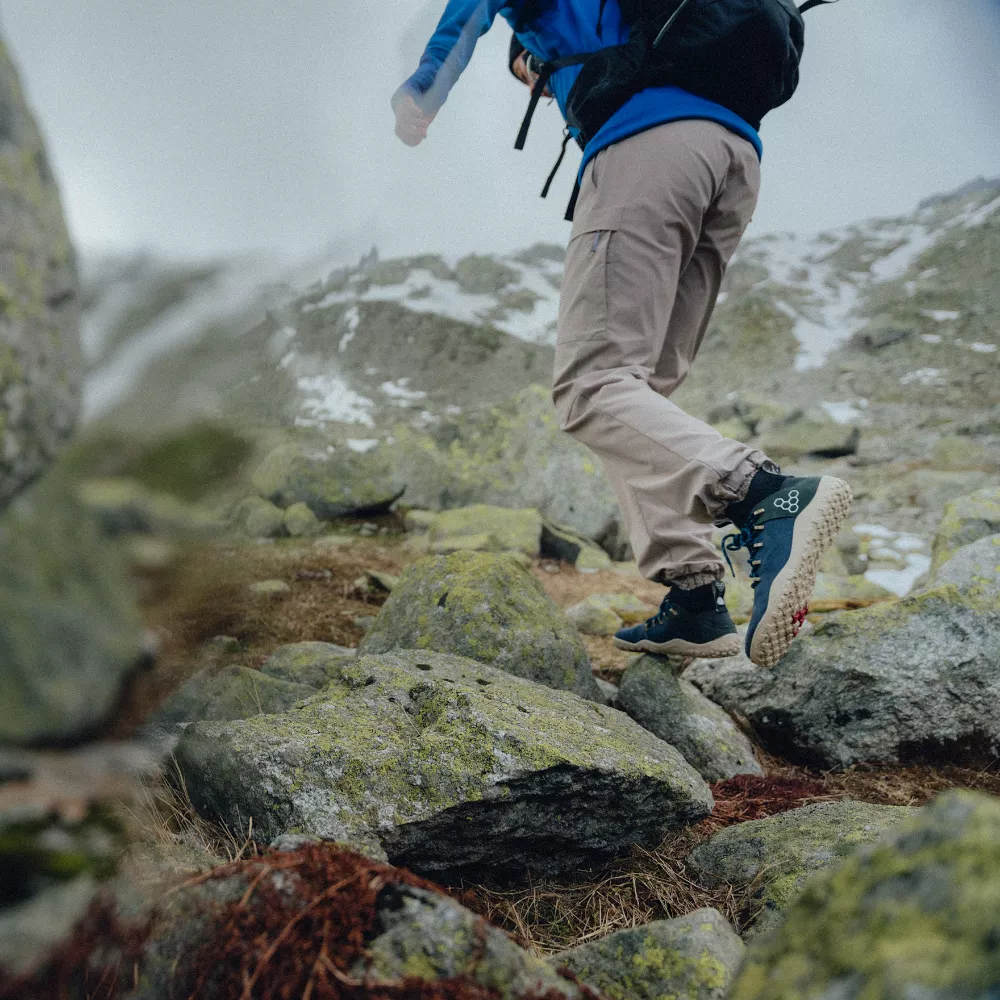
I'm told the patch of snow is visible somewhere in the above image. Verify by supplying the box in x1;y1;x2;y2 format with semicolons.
380;378;427;402
821;401;864;425
347;438;380;453
900;368;947;387
279;351;297;369
867;555;931;598
852;524;896;540
339;306;360;353
296;375;375;427
922;309;961;322
962;193;1000;229
920;334;943;345
968;342;998;354
869;225;939;283
918;267;939;280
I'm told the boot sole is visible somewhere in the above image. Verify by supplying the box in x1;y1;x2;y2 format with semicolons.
748;476;854;668
612;633;742;658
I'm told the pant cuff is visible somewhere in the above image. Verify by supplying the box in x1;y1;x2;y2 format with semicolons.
654;566;726;589
710;449;770;524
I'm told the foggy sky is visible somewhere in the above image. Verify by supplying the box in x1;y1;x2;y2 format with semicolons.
2;1;999;263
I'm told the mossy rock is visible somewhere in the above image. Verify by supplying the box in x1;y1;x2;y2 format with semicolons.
240;497;285;538
932;534;1000;604
260;642;356;689
142;665;314;734
550;908;745;1000
686;580;1000;770
76;477;225;538
359;552;600;700
730;791;1000;999
454;255;519;295
283;501;322;537
930;486;1000;572
251;441;404;520
0;37;82;510
358;885;581;999
427;505;542;557
0;475;147;745
541;520;613;570
174;649;713;882
617;655;762;783
566;598;623;636
810;573;894;602
689;800;915;937
388;386;621;544
757;416;860;459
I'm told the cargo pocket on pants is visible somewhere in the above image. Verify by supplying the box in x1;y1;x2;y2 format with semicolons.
558;208;625;346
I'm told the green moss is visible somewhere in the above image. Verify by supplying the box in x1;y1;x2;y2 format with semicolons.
731;792;1000;999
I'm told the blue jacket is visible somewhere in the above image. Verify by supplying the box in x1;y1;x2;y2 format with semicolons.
398;0;763;181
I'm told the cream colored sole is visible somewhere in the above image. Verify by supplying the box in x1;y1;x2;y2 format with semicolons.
612;632;742;658
748;476;854;668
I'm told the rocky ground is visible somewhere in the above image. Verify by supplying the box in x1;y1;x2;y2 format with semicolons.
4;27;1000;996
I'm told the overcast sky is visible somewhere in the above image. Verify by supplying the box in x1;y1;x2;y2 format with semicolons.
2;1;999;264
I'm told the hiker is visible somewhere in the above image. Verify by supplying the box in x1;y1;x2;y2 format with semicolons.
393;0;851;668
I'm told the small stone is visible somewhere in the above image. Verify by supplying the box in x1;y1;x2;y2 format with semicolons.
565;599;623;636
283;502;323;537
249;580;291;597
261;642;356;688
551;908;745;1000
128;536;179;571
353;615;376;632
359;523;379;537
244;499;286;539
430;531;500;555
208;636;241;653
269;833;320;853
404;509;437;534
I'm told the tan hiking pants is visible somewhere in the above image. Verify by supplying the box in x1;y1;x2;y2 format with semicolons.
553;119;767;587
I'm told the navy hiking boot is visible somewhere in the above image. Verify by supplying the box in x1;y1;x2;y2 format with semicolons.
723;474;853;668
612;581;741;658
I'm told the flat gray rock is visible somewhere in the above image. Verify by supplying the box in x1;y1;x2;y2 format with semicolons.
360;551;600;700
550;908;745;1000
689;800;915;936
175;650;713;882
618;655;763;782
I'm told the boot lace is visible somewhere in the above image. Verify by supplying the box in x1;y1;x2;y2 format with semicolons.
722;510;766;588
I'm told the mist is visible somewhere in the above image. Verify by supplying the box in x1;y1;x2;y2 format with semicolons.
2;0;999;263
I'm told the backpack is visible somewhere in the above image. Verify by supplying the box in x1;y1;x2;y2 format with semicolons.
515;0;838;217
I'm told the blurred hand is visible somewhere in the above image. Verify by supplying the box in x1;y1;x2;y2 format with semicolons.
511;51;552;97
394;93;437;147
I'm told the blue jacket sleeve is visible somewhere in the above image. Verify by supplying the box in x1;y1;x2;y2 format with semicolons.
394;0;509;114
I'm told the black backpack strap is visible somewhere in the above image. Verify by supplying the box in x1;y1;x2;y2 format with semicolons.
541;129;573;199
565;178;582;222
514;53;588;151
798;0;838;12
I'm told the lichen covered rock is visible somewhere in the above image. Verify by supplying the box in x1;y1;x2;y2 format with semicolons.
933;533;1000;602
360;552;600;700
260;642;356;688
174;650;713;881
550;908;745;1000
0;477;147;745
358;885;581;999
283;501;322;537
566;598;623;636
427;504;543;557
617;655;762;782
730;791;1000;999
930;486;1000;572
689;800;915;936
686;581;1000;769
0;39;81;509
252;441;404;520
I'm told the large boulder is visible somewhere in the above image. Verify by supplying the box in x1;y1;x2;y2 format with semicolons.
427;504;543;557
549;908;745;1000
259;641;356;688
251;440;405;519
359;552;600;700
931;486;1000;572
0;39;81;510
688;800;915;936
730;792;1000;999
933;533;1000;601
175;650;713;882
685;575;1000;769
389;386;621;543
0;478;148;746
617;655;762;783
